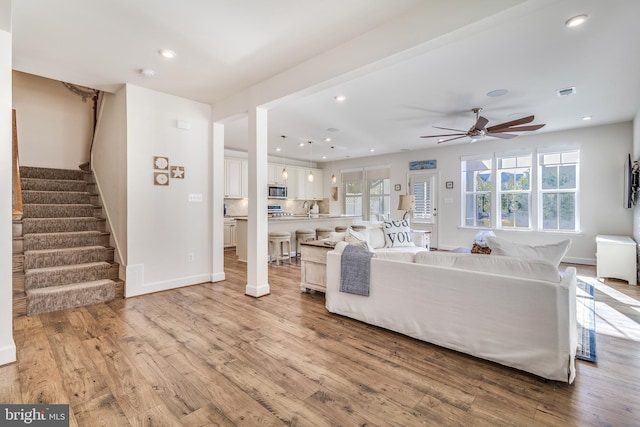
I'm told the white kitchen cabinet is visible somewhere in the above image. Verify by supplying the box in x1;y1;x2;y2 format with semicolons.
224;158;243;199
224;219;237;248
268;163;287;185
241;160;248;198
289;166;323;200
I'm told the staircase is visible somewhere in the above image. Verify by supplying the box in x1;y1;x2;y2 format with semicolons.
12;166;124;317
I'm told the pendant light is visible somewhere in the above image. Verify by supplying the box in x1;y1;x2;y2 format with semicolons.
330;146;337;184
307;141;314;182
280;135;288;180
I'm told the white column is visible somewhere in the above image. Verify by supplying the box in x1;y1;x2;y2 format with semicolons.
246;106;270;297
212;122;225;282
0;23;17;365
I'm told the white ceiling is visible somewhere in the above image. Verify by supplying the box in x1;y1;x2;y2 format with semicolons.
11;0;640;163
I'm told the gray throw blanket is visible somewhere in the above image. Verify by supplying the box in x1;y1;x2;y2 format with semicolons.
340;244;374;296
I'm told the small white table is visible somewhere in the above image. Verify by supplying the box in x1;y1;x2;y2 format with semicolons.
596;235;637;285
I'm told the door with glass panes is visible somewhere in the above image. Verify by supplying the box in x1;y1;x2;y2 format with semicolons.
409;171;438;249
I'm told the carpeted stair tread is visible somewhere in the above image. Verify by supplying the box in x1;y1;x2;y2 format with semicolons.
22;203;95;218
22;190;91;205
22;217;99;234
17;166;122;317
25;261;111;291
24;230;103;251
24;246;110;269
21;177;88;192
26;279;115;317
20;166;88;181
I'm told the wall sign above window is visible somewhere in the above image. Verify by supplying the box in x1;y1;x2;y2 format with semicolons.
409;159;437;170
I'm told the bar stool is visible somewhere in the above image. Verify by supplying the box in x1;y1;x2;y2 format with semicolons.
335;226;348;233
295;229;316;259
316;227;334;239
268;231;291;265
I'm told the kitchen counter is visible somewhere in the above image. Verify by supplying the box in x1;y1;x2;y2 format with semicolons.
235;215;360;262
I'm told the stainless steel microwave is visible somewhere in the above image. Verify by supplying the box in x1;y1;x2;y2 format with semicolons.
268;185;287;199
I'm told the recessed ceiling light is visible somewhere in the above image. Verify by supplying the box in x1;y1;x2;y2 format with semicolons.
159;49;176;59
437;139;445;143
334;95;346;102
299;143;305;147
276;147;281;152
369;148;375;152
582;115;592;121
139;69;155;78
322;156;327;159
565;14;589;28
487;89;508;97
325;137;332;142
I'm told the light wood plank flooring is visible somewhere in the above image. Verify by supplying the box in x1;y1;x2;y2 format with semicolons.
1;249;640;426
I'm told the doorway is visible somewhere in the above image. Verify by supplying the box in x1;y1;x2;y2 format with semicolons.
408;171;438;249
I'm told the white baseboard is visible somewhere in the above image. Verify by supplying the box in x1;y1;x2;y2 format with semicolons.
125;273;213;298
0;341;16;366
211;271;225;282
245;283;270;297
563;256;596;266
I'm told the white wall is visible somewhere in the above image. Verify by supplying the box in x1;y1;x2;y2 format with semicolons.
125;85;213;297
322;122;633;264
0;23;16;365
12;71;94;170
92;88;128;267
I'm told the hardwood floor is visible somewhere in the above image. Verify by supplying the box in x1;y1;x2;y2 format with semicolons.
1;250;640;426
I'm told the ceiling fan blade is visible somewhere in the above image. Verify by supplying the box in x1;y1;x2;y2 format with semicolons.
486;115;534;132
437;135;468;144
472;116;489;131
489;124;546;133
420;133;466;138
433;126;468;132
487;132;518;139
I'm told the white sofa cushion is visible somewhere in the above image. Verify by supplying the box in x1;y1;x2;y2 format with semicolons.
368;226;387;249
382;220;415;248
486;236;571;267
374;246;430;263
414;251;561;282
345;228;373;251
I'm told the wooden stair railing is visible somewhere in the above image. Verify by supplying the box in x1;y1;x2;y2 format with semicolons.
12;109;23;220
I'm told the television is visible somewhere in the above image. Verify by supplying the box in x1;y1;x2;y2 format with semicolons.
624;153;639;208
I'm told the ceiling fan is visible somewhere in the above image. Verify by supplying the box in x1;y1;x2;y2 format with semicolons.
420;107;545;144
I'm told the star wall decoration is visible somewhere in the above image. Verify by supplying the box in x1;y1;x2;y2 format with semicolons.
171;166;185;179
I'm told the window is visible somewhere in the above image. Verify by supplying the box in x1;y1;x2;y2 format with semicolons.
342;170;363;217
461;157;492;227
459;149;579;232
342;167;390;221
539;150;579;231
497;154;532;229
410;172;435;221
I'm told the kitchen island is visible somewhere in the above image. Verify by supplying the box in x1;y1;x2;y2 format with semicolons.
235;215;359;262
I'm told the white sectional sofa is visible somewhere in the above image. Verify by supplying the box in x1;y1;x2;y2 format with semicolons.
325;247;577;383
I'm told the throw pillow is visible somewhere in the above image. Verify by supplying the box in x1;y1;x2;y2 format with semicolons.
485;236;571;267
345;228;373;251
382;219;414;248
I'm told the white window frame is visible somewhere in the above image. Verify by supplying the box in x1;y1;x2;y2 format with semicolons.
341;166;391;221
496;152;533;230
537;148;580;232
461;155;493;228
